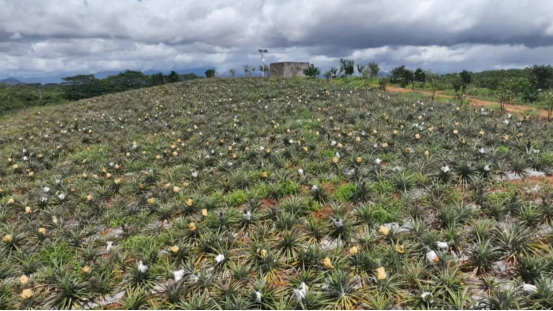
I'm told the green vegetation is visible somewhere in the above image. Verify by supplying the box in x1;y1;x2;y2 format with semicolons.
0;70;203;114
303;64;321;78
0;84;66;114
1;77;553;309
205;69;216;78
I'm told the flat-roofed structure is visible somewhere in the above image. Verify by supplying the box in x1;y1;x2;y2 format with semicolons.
270;62;309;78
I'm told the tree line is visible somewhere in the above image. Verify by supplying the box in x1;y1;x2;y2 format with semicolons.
61;70;202;101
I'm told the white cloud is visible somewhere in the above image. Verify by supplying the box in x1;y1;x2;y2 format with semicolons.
0;0;552;79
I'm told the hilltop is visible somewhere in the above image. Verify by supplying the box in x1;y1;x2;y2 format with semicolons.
0;78;25;85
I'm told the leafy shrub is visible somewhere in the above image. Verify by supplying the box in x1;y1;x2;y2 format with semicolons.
278;180;300;197
334;183;357;202
227;190;248;207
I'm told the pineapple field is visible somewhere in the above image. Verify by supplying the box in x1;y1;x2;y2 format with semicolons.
2;77;553;309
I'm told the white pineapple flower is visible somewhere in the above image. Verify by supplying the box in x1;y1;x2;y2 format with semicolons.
421;292;434;303
523;284;537;295
436;242;448;250
243;211;252;221
375;158;382;165
138;261;148;273
311;185;318;191
333;218;344;228
215;254;225;263
478;147;486;154
106;241;113;251
255;291;263;302
298;168;304;175
43;187;50;193
426;250;438;262
484;165;491;172
503;119;509;125
173;269;185;282
331;140;337;146
294;282;308;302
441;165;450;173
259;146;265;151
191;171;198;178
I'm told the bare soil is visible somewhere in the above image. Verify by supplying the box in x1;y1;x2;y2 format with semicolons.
386;86;550;118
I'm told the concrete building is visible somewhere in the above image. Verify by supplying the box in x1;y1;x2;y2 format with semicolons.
270;62;309;78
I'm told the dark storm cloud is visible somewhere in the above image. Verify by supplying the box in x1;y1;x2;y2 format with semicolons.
0;0;552;78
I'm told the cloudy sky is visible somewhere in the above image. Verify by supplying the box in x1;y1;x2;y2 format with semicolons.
1;0;553;80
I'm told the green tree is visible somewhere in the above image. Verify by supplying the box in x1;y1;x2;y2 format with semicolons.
104;70;149;93
229;68;236;77
356;64;366;77
339;59;355;77
514;77;538;103
61;74;104;100
205;69;216;78
167;71;180;83
258;65;269;76
460;70;472;87
529;65;553;90
414;68;426;88
390;65;406;85
368;62;380;78
243;65;251;77
539;91;553;121
496;79;517;113
181;73;201;80
303;64;321;78
428;73;443;101
404;69;415;90
149;73;165;86
379;78;389;91
450;74;464;102
323;70;333;81
391;66;414;88
329;67;338;78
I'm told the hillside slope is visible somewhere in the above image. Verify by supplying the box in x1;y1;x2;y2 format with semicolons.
0;78;25;85
1;78;553;309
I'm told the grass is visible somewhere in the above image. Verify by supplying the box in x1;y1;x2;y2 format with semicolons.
0;77;552;309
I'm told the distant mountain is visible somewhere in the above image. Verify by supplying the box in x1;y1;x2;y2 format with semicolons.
17;76;63;84
0;77;25;85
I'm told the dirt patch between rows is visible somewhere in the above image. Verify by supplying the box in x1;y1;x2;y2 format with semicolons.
386;86;550;118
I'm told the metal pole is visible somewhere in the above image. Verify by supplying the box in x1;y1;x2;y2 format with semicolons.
261;53;264;78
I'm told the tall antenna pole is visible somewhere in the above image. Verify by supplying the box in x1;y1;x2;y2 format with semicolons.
258;49;268;78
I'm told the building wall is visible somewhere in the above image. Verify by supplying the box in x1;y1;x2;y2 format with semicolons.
270;62;309;78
